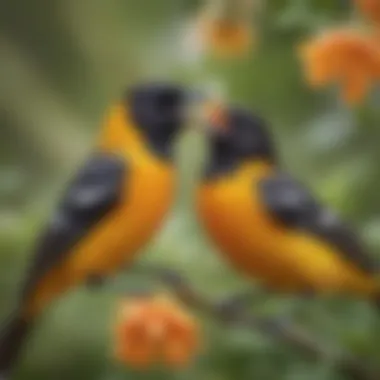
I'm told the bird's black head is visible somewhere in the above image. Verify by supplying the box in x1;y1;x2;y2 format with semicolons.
204;106;277;178
128;83;187;159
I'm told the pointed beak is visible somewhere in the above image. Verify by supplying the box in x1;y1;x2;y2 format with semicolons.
185;90;229;135
203;100;229;135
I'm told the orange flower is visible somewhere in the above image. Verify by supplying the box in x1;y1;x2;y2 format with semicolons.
199;16;254;58
298;28;380;104
114;294;200;369
356;0;380;25
190;0;259;59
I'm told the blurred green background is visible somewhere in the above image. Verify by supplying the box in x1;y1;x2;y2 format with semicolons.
1;0;380;379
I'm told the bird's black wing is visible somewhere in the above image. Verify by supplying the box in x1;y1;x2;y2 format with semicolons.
22;153;127;298
259;172;378;274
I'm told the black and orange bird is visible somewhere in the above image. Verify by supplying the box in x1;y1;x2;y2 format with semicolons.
0;83;193;378
197;105;379;307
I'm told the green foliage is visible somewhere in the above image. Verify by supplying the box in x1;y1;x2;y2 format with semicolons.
1;1;379;379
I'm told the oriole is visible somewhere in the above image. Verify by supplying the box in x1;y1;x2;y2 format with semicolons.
197;106;379;305
0;83;192;378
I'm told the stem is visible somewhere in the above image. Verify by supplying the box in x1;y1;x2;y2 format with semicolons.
133;264;379;380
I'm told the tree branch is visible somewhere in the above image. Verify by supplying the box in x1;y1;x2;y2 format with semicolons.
134;265;379;380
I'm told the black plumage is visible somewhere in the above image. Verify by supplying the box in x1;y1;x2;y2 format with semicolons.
259;172;378;274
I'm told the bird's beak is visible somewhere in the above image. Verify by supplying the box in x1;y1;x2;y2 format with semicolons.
185;90;228;135
202;100;229;135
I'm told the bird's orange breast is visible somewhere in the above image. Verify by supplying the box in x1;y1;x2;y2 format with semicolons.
26;153;174;316
197;162;377;294
68;153;175;278
24;106;177;316
197;162;288;287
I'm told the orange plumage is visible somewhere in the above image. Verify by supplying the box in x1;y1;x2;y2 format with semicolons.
25;104;175;316
197;162;377;294
0;84;188;379
197;106;379;301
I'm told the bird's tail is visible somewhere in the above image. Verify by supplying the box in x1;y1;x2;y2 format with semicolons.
0;311;32;379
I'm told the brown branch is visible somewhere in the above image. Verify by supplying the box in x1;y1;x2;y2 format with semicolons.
133;264;379;380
